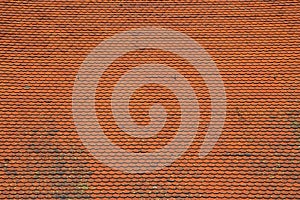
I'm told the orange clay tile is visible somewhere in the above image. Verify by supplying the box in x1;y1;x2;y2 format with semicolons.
0;0;299;199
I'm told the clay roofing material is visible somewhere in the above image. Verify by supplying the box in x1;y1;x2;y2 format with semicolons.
0;0;299;199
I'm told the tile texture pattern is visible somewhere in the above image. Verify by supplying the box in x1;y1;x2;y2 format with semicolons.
0;0;299;199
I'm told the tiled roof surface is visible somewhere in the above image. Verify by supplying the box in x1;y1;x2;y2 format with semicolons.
1;0;299;199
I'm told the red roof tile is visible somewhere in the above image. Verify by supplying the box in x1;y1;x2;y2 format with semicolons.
0;0;299;199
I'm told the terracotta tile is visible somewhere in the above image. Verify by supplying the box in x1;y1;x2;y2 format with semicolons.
0;0;299;199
